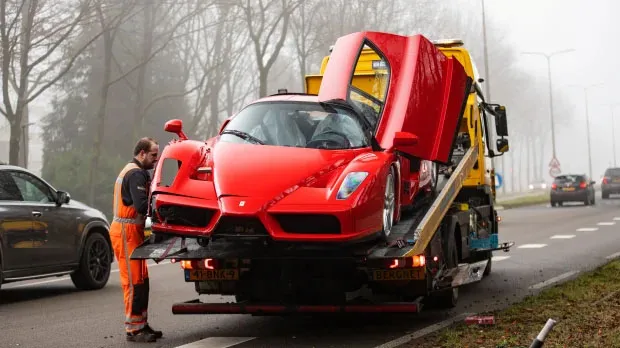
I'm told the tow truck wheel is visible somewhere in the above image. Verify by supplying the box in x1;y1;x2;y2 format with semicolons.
433;235;459;308
381;167;396;239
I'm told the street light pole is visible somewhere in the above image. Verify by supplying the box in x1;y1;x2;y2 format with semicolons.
521;49;575;174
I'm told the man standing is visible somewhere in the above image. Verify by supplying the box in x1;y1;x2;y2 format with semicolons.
110;137;162;342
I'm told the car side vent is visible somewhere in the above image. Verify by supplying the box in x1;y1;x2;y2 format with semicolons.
160;158;182;187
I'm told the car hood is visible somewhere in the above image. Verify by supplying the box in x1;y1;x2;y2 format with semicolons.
209;141;355;199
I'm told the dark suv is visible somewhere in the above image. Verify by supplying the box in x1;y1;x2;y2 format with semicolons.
601;167;620;199
0;165;113;290
550;174;596;207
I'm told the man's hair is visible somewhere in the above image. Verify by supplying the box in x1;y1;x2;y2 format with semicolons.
133;137;158;156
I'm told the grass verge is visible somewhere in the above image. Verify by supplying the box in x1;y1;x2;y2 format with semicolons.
406;260;620;348
496;193;548;209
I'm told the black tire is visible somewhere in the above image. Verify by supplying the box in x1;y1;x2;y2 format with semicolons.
71;232;112;290
434;234;459;308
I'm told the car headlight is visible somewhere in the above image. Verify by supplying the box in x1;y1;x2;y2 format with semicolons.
528;184;534;190
541;183;547;189
336;172;369;200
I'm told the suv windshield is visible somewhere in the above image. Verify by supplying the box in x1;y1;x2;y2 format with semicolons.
221;101;369;150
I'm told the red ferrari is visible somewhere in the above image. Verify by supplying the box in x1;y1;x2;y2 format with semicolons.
148;31;470;244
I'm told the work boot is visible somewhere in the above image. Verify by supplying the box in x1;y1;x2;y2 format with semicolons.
126;329;157;342
144;324;163;339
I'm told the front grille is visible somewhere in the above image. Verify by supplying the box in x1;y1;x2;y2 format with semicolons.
157;205;214;227
273;214;341;234
212;216;269;236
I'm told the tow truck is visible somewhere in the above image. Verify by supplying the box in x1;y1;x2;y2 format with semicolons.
131;33;514;315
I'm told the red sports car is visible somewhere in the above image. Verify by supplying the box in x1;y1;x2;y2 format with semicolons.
148;31;470;244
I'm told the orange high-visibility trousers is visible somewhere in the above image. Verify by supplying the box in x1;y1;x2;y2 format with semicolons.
110;223;149;333
110;162;149;333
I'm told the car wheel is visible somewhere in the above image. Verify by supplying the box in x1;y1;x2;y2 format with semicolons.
381;166;396;239
71;232;112;290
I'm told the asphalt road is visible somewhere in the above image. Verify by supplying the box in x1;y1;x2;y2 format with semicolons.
2;193;620;348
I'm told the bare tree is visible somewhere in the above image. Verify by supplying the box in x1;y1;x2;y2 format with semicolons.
289;0;322;90
238;0;300;97
0;0;103;165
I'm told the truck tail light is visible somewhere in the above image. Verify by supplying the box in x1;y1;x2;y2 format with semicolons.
180;258;217;270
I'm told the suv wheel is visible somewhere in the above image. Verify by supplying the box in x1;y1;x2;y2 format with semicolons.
71;232;112;290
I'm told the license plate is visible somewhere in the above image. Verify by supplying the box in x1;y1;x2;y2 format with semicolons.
562;187;575;191
613;179;620;183
185;269;239;281
371;268;425;281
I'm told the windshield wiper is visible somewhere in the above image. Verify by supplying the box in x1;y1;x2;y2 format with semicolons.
221;130;266;145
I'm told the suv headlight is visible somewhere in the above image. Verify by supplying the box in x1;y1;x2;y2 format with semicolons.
337;172;369;200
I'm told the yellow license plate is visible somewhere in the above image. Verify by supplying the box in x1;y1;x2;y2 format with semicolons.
613;179;620;183
371;268;425;281
562;187;575;191
186;269;239;281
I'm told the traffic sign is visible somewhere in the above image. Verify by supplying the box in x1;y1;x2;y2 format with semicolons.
549;166;561;178
549;157;560;168
495;173;503;188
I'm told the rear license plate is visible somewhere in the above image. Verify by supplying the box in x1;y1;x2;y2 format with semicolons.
371;268;425;281
562;187;575;191
613;179;620;183
185;269;239;281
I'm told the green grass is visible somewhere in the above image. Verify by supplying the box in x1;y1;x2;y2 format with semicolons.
407;260;620;348
496;193;548;209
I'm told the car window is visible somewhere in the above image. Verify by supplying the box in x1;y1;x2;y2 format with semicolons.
605;168;620;176
0;171;23;201
222;101;369;150
554;175;584;184
9;171;55;203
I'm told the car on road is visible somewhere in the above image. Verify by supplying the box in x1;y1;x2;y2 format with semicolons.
528;179;548;191
550;174;596;207
0;164;113;291
601;167;620;199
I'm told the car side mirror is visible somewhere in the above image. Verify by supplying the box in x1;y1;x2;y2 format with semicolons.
591;180;596;185
57;191;70;205
388;131;418;154
164;119;188;140
494;105;508;137
496;138;509;153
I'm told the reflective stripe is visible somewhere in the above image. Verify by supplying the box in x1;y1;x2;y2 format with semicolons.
114;217;144;224
113;163;140;220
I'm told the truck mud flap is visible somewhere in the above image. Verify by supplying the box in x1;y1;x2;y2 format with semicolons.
171;299;422;315
434;259;488;291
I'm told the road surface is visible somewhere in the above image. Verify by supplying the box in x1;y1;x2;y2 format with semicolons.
2;194;620;348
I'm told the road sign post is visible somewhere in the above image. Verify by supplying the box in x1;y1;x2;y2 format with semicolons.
549;166;561;178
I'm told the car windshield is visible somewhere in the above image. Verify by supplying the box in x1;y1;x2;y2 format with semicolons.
605;168;620;177
554;175;584;184
220;101;369;150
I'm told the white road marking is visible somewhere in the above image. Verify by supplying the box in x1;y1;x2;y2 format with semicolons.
491;255;511;262
606;252;620;260
598;222;616;226
175;337;256;348
613;217;620;221
518;244;547;249
373;312;474;348
4;261;172;289
529;271;579;290
576;227;598;232
550;235;576;239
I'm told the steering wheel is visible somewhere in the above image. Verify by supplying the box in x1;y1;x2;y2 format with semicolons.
306;131;351;149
